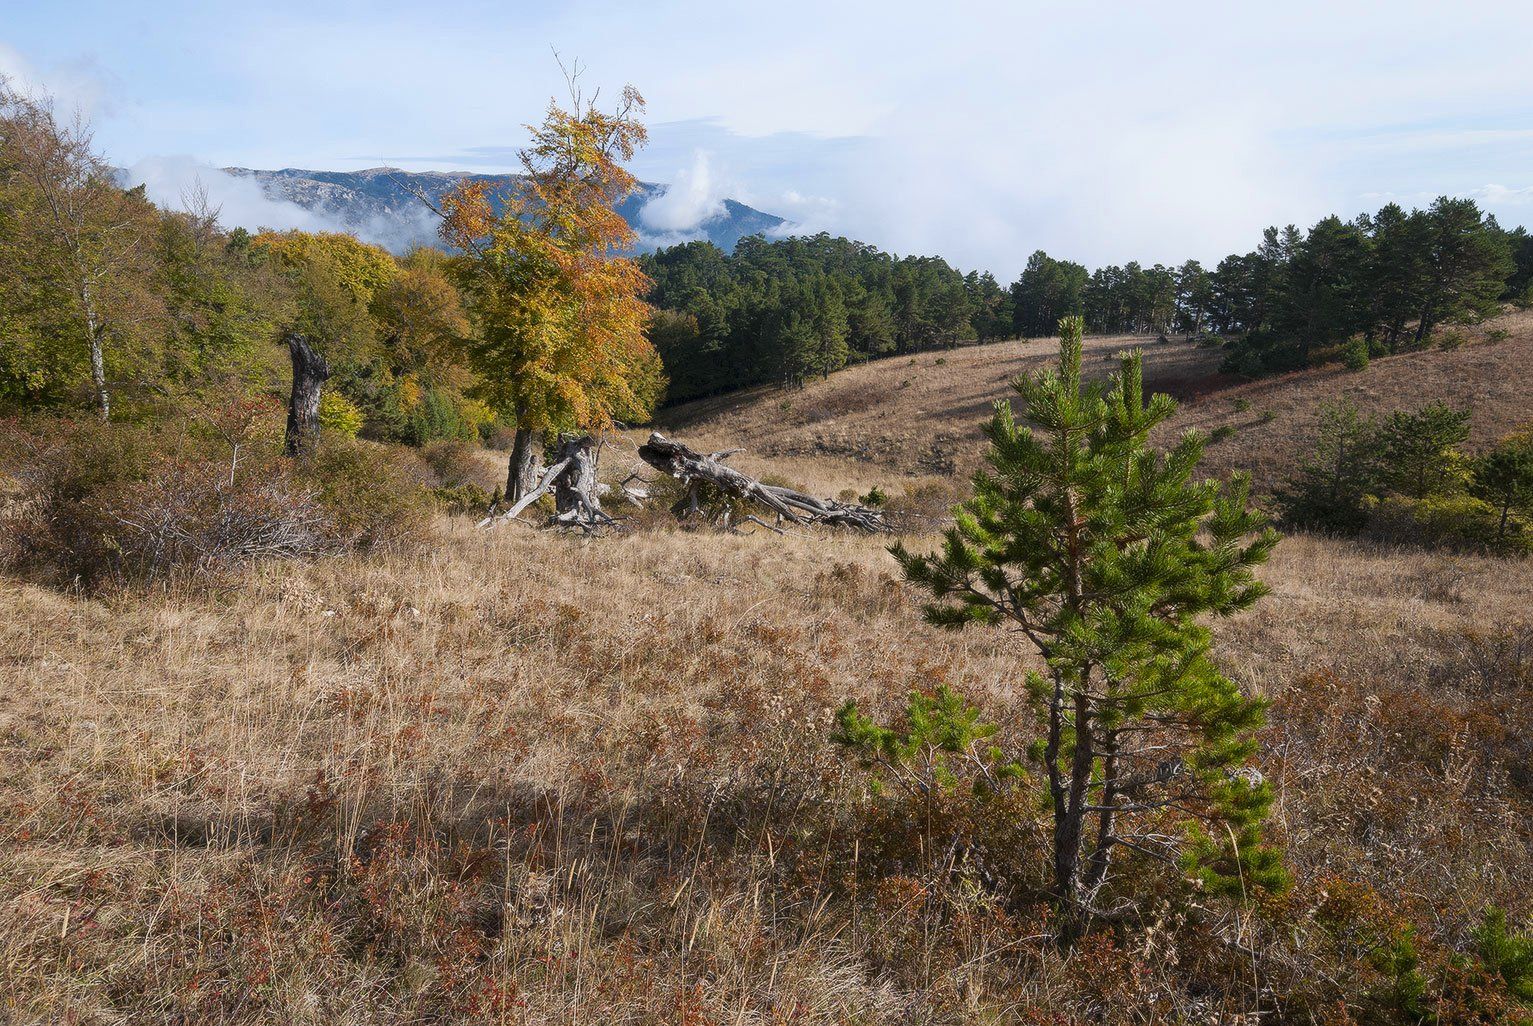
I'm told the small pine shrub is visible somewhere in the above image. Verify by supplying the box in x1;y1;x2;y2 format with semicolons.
1342;335;1370;371
1210;424;1237;443
1473;908;1533;1004
885;318;1282;930
1233;398;1252;413
1437;329;1468;351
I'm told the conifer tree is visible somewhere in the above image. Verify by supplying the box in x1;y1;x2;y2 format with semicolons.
1279;399;1378;530
1375;401;1472;499
891;316;1282;925
1471;431;1533;541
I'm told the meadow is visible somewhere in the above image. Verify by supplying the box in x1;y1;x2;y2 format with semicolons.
4;318;1531;1024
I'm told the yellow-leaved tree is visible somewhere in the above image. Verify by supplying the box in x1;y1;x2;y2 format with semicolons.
249;230;397;455
440;72;665;499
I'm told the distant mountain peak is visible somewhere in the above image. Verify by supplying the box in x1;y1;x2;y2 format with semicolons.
223;166;786;253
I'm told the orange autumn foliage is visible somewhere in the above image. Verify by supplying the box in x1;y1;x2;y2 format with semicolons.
440;80;664;434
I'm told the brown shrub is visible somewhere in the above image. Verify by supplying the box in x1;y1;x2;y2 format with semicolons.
0;417;430;589
419;438;483;487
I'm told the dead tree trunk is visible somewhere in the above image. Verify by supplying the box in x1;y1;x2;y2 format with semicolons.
284;332;329;458
549;435;601;522
480;433;616;532
506;427;543;501
637;432;889;533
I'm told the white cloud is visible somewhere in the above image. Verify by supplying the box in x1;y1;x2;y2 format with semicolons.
124;156;332;234
1475;184;1533;206
639;151;726;232
0;41;118;121
10;1;1533;273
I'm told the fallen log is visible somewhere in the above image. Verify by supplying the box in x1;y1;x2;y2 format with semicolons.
636;432;889;533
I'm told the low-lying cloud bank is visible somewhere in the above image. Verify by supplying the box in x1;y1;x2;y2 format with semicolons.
638;151;726;234
126;156;332;233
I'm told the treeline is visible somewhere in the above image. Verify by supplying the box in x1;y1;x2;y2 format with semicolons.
1014;197;1529;374
641;235;1008;403
646;198;1533;403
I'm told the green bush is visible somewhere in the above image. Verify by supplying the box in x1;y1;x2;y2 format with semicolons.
1366;492;1512;550
408;388;468;444
1280;401;1378;532
1437;328;1468;351
432;483;491;517
317;390;364;439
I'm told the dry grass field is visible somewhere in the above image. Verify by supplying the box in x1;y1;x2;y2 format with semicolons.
657;311;1533;496
3;316;1532;1023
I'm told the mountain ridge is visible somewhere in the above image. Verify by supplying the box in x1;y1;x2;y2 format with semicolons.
222;165;787;254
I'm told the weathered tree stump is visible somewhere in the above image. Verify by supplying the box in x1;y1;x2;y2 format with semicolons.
283;332;329;458
479;433;617;532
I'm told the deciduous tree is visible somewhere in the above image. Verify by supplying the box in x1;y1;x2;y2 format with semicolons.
0;82;161;419
441;72;660;499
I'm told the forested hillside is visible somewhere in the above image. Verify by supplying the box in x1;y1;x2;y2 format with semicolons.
642;235;1009;402
643;199;1533;403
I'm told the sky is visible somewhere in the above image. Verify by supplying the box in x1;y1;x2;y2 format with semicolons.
4;0;1533;274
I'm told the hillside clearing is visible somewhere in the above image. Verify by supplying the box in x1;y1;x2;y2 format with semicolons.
654;311;1533;496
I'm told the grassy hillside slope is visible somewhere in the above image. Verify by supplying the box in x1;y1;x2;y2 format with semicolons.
657;311;1533;496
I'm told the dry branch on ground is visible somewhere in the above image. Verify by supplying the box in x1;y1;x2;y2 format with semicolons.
637;432;890;533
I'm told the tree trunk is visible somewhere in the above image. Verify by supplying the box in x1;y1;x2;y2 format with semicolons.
506;427;543;501
552;434;603;524
637;433;889;532
480;433;613;532
284;332;329;458
80;282;109;421
1057;690;1094;900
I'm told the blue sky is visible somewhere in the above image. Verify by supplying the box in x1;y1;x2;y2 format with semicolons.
5;0;1533;273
